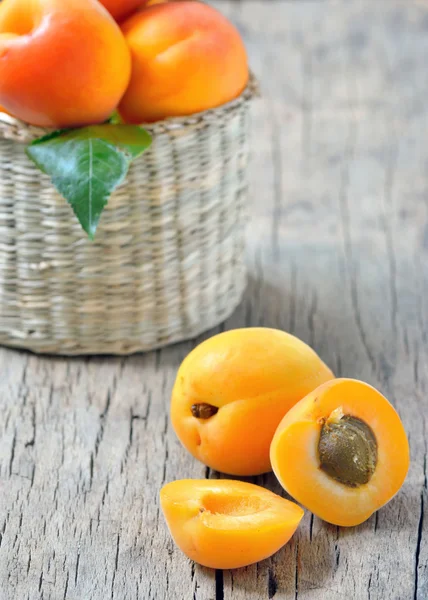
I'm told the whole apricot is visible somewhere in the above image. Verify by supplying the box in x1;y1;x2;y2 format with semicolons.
161;479;304;569
270;379;410;526
0;0;131;128
171;328;334;476
119;1;249;123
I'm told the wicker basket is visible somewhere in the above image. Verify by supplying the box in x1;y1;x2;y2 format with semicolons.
0;79;257;355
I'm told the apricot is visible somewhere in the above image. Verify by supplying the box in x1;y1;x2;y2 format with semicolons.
171;328;334;476
0;0;131;128
160;479;304;569
270;378;410;527
99;0;145;22
118;1;249;123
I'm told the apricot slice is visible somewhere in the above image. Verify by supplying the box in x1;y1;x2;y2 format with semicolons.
160;479;304;569
171;328;334;476
270;378;410;527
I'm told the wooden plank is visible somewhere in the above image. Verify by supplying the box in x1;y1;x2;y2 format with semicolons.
1;0;428;598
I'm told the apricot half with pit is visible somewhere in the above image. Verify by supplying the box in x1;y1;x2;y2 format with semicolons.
270;378;410;527
160;479;304;569
171;328;334;476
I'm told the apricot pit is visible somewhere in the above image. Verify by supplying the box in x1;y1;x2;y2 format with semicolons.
318;411;378;487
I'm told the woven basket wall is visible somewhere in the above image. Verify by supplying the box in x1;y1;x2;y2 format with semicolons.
0;79;257;355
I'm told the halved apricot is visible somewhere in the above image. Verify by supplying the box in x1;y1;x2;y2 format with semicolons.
171;328;334;476
270;378;410;527
160;479;304;569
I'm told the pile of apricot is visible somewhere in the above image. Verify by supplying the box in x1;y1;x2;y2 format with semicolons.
162;328;409;569
0;0;249;127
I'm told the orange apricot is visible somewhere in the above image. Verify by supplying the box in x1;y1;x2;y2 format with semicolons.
118;1;249;123
0;0;131;128
171;328;334;476
160;479;304;569
99;0;145;22
270;378;410;527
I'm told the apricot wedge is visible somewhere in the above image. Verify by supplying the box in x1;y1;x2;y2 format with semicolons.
270;378;410;527
160;479;304;569
171;328;334;476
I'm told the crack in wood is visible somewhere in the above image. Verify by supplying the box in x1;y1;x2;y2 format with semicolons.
367;572;372;600
111;534;120;599
8;431;16;477
63;572;69;600
414;492;425;600
294;540;299;600
334;543;340;570
24;404;36;448
215;570;224;600
309;513;314;542
74;552;80;587
268;567;278;598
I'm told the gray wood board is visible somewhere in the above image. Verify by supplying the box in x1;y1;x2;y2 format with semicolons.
1;0;428;598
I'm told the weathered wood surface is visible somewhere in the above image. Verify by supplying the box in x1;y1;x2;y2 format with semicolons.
1;0;428;598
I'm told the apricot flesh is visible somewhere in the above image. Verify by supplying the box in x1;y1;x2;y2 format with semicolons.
160;479;304;569
0;0;131;128
270;378;410;527
171;328;334;476
119;1;249;123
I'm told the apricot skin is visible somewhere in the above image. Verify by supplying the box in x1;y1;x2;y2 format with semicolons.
171;328;334;476
0;0;131;128
160;479;304;569
119;1;249;123
99;0;145;22
270;378;410;527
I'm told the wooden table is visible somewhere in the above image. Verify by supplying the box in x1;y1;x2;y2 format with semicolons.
1;1;427;598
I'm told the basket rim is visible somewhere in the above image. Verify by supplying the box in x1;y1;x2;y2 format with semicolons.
0;73;259;143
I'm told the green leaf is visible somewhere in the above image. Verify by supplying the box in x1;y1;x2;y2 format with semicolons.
108;111;124;125
26;125;152;239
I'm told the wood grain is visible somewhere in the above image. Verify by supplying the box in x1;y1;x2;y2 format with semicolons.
1;0;428;598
